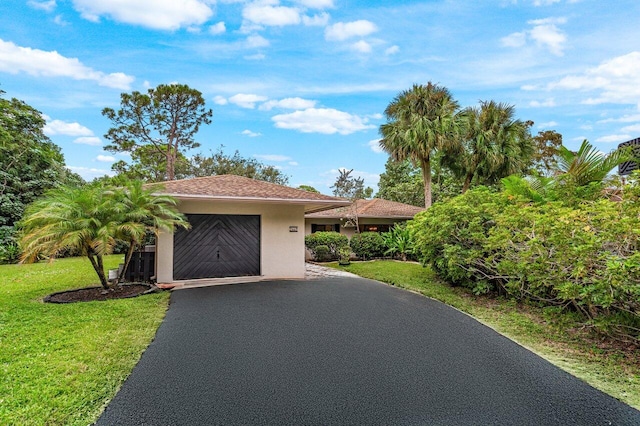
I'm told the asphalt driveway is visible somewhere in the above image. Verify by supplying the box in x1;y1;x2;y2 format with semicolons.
97;277;640;425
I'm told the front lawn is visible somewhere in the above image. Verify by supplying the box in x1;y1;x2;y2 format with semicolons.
329;260;640;410
0;255;170;425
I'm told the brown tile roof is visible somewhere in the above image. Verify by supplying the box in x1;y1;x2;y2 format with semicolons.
305;198;425;219
150;175;350;213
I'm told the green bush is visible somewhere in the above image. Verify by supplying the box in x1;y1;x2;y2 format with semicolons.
381;223;415;261
0;226;19;264
305;231;349;261
350;232;386;260
314;245;331;262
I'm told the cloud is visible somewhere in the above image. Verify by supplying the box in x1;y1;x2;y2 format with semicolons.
209;22;226;35
244;53;266;60
246;35;270;48
529;98;556;107
272;108;375;135
242;3;301;27
533;0;561;5
68;165;114;180
241;129;262;137
229;93;269;108
596;134;631;143
260;97;317;110
213;95;228;105
96;154;115;162
53;14;69;26
549;51;640;105
325;20;377;41
295;0;334;8
289;161;299;166
537;121;558;128
385;45;400;56
28;0;57;12
74;136;103;146
598;114;640;124
44;119;93;136
254;154;293;162
501;17;567;56
368;139;384;153
0;39;134;89
351;40;372;53
71;0;213;30
621;124;640;133
302;12;330;26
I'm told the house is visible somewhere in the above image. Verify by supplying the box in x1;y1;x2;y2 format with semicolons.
304;198;425;239
152;175;349;285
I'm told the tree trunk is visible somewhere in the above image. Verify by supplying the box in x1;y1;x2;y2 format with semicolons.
421;157;432;208
461;172;473;193
87;253;110;290
166;148;175;181
118;240;138;283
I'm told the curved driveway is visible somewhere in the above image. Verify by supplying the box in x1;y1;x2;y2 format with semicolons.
97;277;640;425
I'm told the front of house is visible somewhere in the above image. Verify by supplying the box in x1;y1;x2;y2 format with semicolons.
152;175;349;284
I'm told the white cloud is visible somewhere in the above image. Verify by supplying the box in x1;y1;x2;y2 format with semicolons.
244;53;266;60
288;161;299;166
302;12;330;26
501;17;567;56
241;129;262;137
368;139;384;153
96;154;115;162
44;119;93;136
209;22;226;35
598;114;640;124
537;121;558;128
272;108;375;135
351;40;372;53
596;134;631;143
28;0;57;12
295;0;334;8
529;98;556;107
549;51;640;105
213;95;228;105
0;39;134;89
621;124;640;133
68;165;114;180
260;97;317;110
53;14;69;26
385;45;400;56
246;35;270;48
325;20;377;41
254;154;292;161
229;93;269;108
74;136;103;146
242;3;301;27
533;0;561;5
71;0;213;30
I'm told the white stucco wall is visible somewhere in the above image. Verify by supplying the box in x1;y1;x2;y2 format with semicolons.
157;200;306;283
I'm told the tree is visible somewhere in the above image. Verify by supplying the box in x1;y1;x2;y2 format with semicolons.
556;139;628;187
19;184;188;289
450;101;532;193
103;83;213;181
298;185;320;193
376;158;425;207
379;82;462;207
331;169;373;232
531;129;563;176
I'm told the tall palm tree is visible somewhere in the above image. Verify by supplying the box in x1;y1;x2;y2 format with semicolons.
454;101;531;193
379;83;462;208
110;180;189;283
19;185;120;289
556;139;628;186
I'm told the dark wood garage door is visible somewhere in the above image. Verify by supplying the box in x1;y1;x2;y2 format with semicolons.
173;214;261;280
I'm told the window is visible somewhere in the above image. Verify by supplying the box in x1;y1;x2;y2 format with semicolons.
359;224;391;233
311;224;340;233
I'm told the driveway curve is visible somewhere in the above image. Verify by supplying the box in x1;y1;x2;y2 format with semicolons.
97;277;640;425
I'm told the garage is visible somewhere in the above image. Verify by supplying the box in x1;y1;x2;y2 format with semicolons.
173;214;261;280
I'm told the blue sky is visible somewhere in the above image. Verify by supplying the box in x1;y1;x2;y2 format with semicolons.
1;0;639;194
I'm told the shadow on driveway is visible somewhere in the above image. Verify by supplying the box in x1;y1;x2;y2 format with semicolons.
97;277;640;425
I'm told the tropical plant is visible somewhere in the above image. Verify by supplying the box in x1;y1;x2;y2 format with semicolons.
379;82;463;207
382;223;415;261
555;139;628;187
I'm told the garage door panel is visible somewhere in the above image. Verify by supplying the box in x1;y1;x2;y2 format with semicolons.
173;214;260;280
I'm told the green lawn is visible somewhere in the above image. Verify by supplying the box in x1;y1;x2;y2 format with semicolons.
329;260;640;410
0;255;170;425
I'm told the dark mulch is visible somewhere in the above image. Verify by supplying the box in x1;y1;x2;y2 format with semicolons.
44;284;158;304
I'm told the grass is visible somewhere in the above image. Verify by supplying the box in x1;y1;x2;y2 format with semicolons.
328;260;640;410
0;255;170;425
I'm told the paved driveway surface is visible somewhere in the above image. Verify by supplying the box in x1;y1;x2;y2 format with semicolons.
97;277;640;425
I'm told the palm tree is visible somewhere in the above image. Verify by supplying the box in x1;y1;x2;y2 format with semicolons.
19;185;120;289
556;139;628;186
110;180;189;283
454;101;531;193
379;83;462;208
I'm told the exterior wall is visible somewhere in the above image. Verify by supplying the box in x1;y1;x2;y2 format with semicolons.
157;200;306;283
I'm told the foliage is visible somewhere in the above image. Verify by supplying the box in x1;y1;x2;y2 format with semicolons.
411;185;640;343
103;83;213;181
0;225;19;264
314;245;331;262
530;129;563;176
304;231;349;261
555;139;629;187
0;91;82;229
448;101;532;192
298;184;320;193
381;223;415;261
19;183;188;289
0;255;169;425
338;245;351;265
331;168;372;199
349;232;386;260
376;158;425;207
379;82;463;207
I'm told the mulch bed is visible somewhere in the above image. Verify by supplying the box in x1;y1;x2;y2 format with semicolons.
44;284;158;304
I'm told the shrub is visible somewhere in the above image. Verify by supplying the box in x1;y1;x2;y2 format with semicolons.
305;231;349;261
381;223;415;261
350;232;386;260
0;226;19;264
314;245;331;262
